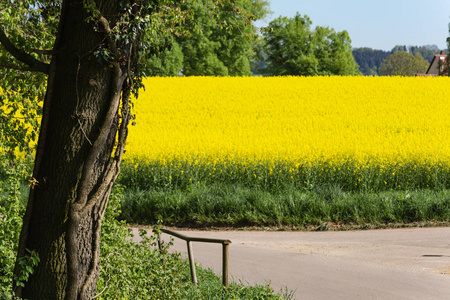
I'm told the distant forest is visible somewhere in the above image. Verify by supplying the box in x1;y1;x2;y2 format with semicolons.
352;45;442;76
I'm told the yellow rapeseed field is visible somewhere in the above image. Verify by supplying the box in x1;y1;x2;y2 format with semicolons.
126;76;450;168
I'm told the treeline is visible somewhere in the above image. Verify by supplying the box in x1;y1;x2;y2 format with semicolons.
146;3;360;77
254;13;360;76
352;45;442;76
143;0;443;77
144;0;271;77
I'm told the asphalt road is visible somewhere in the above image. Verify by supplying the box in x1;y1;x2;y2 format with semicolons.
132;227;450;300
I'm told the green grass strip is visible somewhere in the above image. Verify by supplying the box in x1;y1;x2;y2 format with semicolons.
119;183;450;228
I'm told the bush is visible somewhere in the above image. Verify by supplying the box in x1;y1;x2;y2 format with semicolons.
98;184;287;299
96;184;191;299
0;155;37;298
0;157;287;299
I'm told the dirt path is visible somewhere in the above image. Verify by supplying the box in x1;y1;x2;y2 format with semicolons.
132;227;450;299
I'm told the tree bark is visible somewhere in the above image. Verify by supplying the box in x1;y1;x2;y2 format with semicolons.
16;1;132;299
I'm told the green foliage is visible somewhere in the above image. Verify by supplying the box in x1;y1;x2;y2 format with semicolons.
379;51;429;76
443;23;450;76
13;249;40;290
0;1;57;157
352;45;441;76
352;47;391;76
0;155;39;298
1;249;39;300
145;38;184;76
390;45;441;63
183;266;289;299
96;184;189;299
143;0;271;77
390;45;408;54
259;13;360;76
407;45;440;63
182;33;229;76
312;26;360;75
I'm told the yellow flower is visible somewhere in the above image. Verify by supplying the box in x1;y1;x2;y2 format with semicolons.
123;76;450;177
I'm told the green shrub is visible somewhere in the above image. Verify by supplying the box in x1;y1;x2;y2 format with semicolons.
0;156;287;299
0;155;37;298
98;184;288;299
97;184;191;299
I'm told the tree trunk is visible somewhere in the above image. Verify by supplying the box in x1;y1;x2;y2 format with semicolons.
17;1;132;299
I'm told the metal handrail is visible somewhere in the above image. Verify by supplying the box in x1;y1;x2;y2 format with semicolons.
155;228;231;288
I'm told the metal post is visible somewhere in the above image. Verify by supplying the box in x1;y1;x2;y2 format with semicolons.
157;233;162;252
222;242;229;288
155;228;231;288
186;241;198;286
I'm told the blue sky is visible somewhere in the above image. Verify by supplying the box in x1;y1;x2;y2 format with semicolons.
255;0;450;51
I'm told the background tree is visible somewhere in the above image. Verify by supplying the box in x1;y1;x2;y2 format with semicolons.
379;51;429;76
443;22;450;76
250;34;268;74
352;45;440;76
259;13;360;76
0;2;58;158
391;45;441;63
144;37;184;77
391;45;408;54
144;0;271;77
0;0;249;299
408;45;440;63
312;26;360;75
352;47;391;76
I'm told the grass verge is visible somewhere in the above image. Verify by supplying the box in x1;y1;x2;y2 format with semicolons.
119;183;450;229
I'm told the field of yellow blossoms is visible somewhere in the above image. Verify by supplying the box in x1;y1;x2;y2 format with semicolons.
122;76;450;191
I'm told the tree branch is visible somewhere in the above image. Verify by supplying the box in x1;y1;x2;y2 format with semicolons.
0;28;50;74
30;49;53;55
97;16;119;57
0;62;38;72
